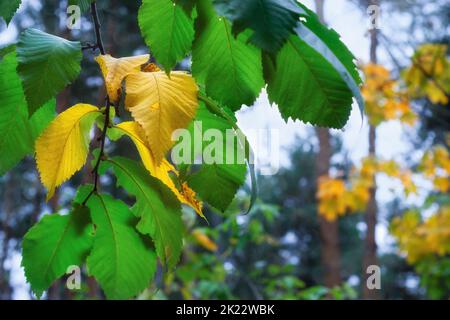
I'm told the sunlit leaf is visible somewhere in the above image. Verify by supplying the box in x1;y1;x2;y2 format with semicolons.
124;70;198;163
192;0;264;111
113;121;203;216
35;104;101;200
0;51;55;175
95;54;149;104
138;0;194;71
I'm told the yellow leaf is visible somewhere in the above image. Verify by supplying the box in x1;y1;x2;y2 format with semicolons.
95;54;149;103
425;82;449;105
192;229;218;252
317;176;347;221
180;181;203;217
434;146;450;173
124;70;198;163
35;104;100;200
115;121;203;217
434;176;449;193
378;160;400;177
399;171;417;196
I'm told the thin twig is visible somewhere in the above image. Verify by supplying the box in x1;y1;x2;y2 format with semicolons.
90;2;105;55
81;43;98;51
82;1;111;205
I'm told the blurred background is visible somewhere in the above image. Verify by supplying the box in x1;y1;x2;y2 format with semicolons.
0;0;449;300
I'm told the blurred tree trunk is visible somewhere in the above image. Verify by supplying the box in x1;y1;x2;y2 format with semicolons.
314;0;342;289
362;0;380;300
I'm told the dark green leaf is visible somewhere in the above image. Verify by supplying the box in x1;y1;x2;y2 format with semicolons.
266;34;353;129
0;0;21;25
17;28;82;115
68;0;93;13
213;0;301;52
297;3;361;85
295;3;364;114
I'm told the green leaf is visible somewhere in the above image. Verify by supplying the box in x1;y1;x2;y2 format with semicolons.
17;28;82;115
182;103;247;211
101;157;183;269
198;94;257;213
68;0;93;12
22;204;93;299
266;34;353;129
192;0;264;111
0;0;21;25
138;0;195;72
297;3;361;85
0;45;16;60
212;0;301;53
188;164;247;212
0;51;55;175
295;3;364;115
176;0;197;14
78;187;157;299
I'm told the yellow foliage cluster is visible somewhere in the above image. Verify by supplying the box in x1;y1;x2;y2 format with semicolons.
317;157;417;221
418;146;450;193
362;64;417;126
317;177;348;221
391;206;450;263
35;54;203;215
403;44;450;105
318;146;450;221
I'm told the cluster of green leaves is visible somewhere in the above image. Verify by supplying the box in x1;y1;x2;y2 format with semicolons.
139;0;363;127
0;0;362;299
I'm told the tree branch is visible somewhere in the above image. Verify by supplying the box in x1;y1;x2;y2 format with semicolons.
82;1;111;205
90;2;105;55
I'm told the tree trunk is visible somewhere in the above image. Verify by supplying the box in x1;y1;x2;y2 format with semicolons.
362;0;380;300
317;128;343;288
313;0;342;290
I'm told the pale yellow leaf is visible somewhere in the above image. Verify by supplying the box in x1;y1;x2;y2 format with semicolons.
124;71;198;163
35;104;100;200
115;121;203;217
95;54;150;103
